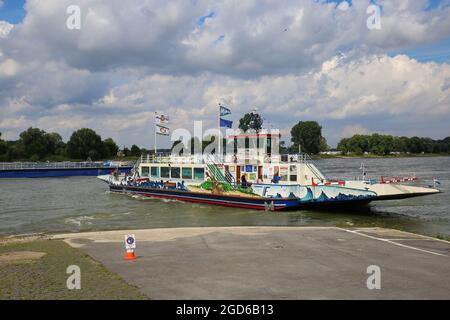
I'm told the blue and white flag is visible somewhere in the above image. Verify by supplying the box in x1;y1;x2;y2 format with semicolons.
220;105;232;117
220;118;233;128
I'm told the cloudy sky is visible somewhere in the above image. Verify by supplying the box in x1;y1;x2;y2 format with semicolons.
0;0;449;148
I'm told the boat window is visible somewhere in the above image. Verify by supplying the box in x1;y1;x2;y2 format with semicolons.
171;167;180;179
194;167;205;180
150;166;160;178
182;167;193;179
280;166;288;181
161;166;170;178
289;166;297;182
141;166;149;177
266;137;272;155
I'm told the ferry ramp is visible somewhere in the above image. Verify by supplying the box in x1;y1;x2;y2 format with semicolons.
53;226;450;299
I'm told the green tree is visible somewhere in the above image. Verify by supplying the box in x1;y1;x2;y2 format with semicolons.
337;138;350;154
407;136;423;153
393;136;409;153
279;140;289;154
320;136;330;152
238;112;263;133
67;128;105;160
19;127;47;159
434;137;450;153
290;121;324;154
5;142;25;161
130;144;141;157
0;132;9;160
103;138;119;158
341;134;370;155
368;134;394;155
45;132;65;156
122;147;131;157
420;137;434;153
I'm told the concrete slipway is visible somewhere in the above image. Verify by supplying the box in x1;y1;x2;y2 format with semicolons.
53;226;450;299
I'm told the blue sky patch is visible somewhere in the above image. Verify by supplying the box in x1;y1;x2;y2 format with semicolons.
197;11;216;27
390;37;450;63
0;0;26;24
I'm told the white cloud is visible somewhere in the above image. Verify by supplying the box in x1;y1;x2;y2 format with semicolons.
0;1;449;147
0;0;448;76
341;125;370;138
0;21;14;38
3;53;446;146
0;58;20;77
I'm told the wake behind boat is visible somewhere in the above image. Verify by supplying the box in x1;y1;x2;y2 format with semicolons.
98;132;440;211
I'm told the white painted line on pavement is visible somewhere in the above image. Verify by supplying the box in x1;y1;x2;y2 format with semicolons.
340;228;448;257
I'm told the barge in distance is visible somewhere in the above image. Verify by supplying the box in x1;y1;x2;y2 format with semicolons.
0;161;132;178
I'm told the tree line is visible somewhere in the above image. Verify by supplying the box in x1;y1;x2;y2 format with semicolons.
337;134;450;155
1;120;449;162
0;128;145;162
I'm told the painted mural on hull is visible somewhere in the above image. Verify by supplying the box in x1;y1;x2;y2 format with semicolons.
105;176;377;211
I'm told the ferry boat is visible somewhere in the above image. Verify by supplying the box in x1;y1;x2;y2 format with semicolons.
98;132;441;211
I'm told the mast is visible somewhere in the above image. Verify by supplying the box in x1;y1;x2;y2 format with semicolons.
154;111;157;155
218;103;221;158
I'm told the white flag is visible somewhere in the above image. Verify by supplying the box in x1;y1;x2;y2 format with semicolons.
155;114;169;124
156;124;170;136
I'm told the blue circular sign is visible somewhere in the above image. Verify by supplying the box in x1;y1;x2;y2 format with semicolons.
126;237;135;245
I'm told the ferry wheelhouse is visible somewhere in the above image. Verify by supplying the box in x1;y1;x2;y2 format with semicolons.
99;132;440;211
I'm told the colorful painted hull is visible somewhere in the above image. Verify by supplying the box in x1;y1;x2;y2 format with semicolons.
0;167;132;178
109;184;376;211
109;184;300;211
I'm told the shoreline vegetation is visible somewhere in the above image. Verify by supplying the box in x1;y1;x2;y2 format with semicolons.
1;123;449;163
0;235;145;300
314;152;450;159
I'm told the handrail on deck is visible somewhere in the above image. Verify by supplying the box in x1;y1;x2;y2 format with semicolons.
0;161;133;171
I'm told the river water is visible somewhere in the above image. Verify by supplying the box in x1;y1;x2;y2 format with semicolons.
0;157;449;237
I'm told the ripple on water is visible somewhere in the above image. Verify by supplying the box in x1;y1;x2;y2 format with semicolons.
64;216;94;227
0;157;449;237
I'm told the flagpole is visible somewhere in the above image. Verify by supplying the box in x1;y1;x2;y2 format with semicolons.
154;111;157;155
218;103;221;158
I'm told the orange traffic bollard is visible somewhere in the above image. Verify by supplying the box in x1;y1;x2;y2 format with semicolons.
124;249;137;260
124;234;137;260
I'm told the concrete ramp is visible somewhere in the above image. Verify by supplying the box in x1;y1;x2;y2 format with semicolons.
53;227;450;299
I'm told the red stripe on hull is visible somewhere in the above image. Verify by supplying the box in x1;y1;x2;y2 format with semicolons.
114;190;286;211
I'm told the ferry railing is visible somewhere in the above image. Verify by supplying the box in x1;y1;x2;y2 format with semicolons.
280;153;328;181
0;161;133;171
131;156;142;177
298;153;328;181
213;154;236;185
205;154;236;187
